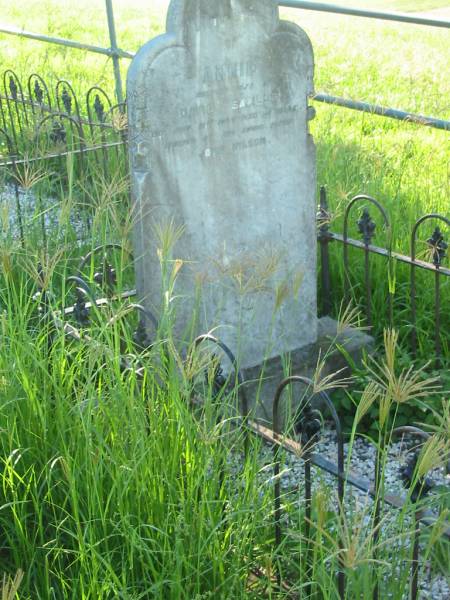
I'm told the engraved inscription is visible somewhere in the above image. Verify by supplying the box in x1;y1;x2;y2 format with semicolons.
152;65;301;157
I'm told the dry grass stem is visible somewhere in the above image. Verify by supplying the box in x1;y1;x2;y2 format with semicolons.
367;329;441;412
355;380;381;424
10;159;48;190
312;350;353;395
336;300;370;335
2;569;24;600
416;435;450;479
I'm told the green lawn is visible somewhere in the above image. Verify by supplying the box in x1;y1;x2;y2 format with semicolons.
0;0;448;339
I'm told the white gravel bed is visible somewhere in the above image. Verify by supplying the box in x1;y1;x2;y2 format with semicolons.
0;183;91;243
229;424;450;599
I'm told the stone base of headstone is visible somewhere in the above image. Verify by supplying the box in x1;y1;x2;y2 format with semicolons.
242;316;374;426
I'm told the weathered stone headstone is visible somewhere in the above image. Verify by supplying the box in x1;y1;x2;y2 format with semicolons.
127;0;317;368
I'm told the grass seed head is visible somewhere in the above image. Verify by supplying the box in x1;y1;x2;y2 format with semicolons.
416;434;449;479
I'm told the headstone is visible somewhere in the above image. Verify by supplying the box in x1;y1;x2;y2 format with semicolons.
127;0;317;369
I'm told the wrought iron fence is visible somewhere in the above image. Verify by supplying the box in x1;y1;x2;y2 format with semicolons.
318;187;449;365
0;69;126;166
0;69;128;247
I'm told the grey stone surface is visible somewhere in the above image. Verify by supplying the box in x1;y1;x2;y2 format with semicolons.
242;317;375;424
127;0;317;368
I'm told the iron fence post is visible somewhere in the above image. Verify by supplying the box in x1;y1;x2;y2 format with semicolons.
317;186;332;315
105;0;124;107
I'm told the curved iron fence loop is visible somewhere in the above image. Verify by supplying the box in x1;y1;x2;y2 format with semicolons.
411;214;450;262
189;333;248;421
86;86;113;125
272;375;345;598
410;214;449;361
78;243;133;297
66;275;96;327
27;73;52;117
35;112;85;154
106;302;158;353
343;194;392;327
106;302;158;331
66;274;95;298
127;303;158;329
188;334;248;527
3;69;26;145
78;243;131;270
55;80;82;123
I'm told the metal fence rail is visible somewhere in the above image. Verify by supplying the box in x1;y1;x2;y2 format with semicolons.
0;1;449;131
279;0;450;28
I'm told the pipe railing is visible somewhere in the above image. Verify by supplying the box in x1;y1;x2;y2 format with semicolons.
0;1;449;129
279;1;450;29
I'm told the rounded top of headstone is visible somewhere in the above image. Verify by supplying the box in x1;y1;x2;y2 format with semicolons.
167;0;279;37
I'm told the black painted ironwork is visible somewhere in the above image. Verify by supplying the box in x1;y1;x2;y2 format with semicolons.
357;208;377;246
67;275;93;327
22;241;449;598
317;186;332;315
342;194;392;328
410;214;450;363
189;333;249;423
427;227;448;268
0;69;125;175
319;189;448;358
272;376;345;598
61;88;72;115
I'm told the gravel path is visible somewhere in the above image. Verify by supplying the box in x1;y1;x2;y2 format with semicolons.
235;425;450;599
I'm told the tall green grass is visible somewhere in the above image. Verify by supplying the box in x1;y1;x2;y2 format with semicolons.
1;238;449;598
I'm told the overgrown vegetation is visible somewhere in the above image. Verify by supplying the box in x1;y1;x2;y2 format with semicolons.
0;1;449;598
0;226;449;598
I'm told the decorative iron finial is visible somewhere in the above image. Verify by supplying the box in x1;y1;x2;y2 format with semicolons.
317;187;331;241
61;88;72;114
50;120;66;145
295;404;322;446
72;287;90;327
9;76;18;100
358;208;376;246
34;80;44;104
205;355;227;399
426;227;447;267
33;262;50;320
94;94;105;122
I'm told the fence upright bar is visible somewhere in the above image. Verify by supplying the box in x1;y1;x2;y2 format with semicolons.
104;0;124;107
317;186;332;315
